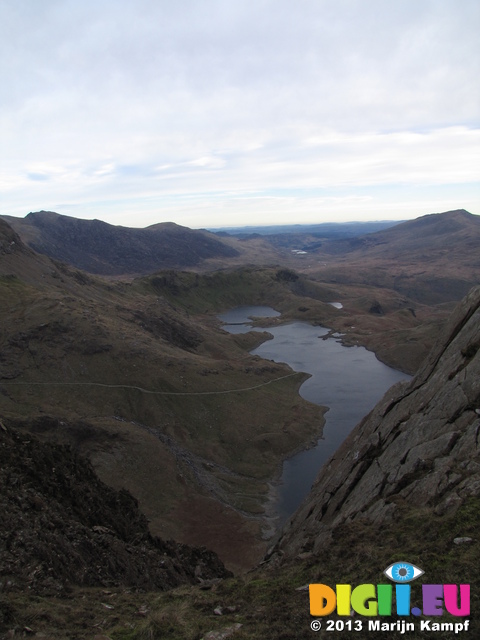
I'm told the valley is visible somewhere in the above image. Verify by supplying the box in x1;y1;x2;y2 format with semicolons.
1;209;479;638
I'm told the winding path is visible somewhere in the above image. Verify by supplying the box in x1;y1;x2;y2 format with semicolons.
3;371;301;396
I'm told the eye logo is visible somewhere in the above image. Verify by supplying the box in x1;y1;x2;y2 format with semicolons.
384;562;424;583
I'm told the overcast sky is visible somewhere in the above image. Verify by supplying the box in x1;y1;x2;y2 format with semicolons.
1;0;479;228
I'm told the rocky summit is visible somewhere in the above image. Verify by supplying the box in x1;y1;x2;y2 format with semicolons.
269;285;480;561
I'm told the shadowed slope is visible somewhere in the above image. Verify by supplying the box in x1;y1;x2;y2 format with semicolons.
1;211;239;275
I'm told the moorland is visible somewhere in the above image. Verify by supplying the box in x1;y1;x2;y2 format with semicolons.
0;208;479;639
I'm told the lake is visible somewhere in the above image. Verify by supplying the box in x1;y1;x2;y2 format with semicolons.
219;306;411;524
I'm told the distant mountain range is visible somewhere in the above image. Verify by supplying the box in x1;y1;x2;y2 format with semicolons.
1;209;479;304
209;220;401;237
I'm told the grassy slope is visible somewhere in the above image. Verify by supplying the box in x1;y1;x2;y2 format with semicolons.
1;264;334;571
2;217;478;637
3;497;477;639
0;259;454;573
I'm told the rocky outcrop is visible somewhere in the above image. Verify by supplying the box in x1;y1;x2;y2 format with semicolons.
0;424;231;594
269;286;480;560
0;220;30;257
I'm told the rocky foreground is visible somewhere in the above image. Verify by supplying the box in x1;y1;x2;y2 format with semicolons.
0;424;230;597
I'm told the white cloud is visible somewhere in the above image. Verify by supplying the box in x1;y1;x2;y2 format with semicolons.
0;0;479;226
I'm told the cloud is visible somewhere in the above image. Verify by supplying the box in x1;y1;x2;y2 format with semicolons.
0;0;479;226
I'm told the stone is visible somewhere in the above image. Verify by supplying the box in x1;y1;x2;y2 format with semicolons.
202;624;243;640
269;287;480;562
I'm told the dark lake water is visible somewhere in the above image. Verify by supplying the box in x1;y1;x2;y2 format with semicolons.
219;306;411;524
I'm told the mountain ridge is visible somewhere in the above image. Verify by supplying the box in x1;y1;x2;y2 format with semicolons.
0;210;239;275
325;209;479;254
304;209;480;305
3;209;478;286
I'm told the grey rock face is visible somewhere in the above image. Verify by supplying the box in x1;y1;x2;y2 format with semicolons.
270;286;480;560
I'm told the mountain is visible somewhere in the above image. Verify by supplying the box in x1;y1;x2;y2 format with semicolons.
0;219;331;572
307;210;480;304
2;210;478;306
0;211;239;275
320;209;479;256
1;211;479;637
3;287;477;638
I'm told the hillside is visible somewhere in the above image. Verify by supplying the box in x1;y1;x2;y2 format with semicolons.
0;424;230;595
319;209;479;256
307;210;480;304
2;288;478;639
0;211;239;275
1;220;333;572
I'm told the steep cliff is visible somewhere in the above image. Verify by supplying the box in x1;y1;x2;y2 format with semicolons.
269;285;480;560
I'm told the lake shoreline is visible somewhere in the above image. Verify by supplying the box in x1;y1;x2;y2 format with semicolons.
219;305;411;530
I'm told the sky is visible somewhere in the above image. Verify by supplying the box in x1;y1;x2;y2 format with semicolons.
1;0;479;229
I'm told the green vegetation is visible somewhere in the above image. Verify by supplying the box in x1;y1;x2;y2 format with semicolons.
0;263;331;571
140;267;299;313
3;498;477;639
0;259;461;570
2;212;479;638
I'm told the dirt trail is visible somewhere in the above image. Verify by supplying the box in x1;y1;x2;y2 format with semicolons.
3;371;300;396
